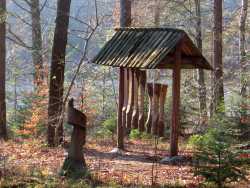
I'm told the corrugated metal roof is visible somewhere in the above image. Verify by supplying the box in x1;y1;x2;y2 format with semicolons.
92;27;212;70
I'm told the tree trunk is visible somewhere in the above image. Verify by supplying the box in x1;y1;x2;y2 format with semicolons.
0;0;7;140
213;0;224;114
31;0;44;90
48;0;71;147
194;0;208;125
239;0;248;122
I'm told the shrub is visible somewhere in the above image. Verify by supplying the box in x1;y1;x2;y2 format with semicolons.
94;117;116;140
129;129;141;140
102;117;116;134
189;115;250;188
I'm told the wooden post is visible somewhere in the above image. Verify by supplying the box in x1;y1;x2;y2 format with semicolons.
151;84;161;135
122;69;128;133
61;99;88;178
158;85;168;137
138;70;146;132
117;68;124;149
170;46;181;157
146;83;153;134
126;69;134;133
131;70;139;129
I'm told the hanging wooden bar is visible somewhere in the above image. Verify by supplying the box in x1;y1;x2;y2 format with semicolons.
158;85;168;137
151;83;161;135
145;83;153;134
131;69;140;129
122;69;129;132
126;69;134;132
138;70;146;132
170;45;181;157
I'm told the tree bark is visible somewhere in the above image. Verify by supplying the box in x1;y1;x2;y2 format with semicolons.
213;0;224;114
239;0;248;121
0;0;7;140
48;0;71;147
195;0;208;125
31;0;44;90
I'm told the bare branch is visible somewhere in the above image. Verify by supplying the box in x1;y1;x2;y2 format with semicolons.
11;0;31;14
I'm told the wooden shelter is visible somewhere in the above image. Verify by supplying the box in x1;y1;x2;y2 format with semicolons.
92;27;212;157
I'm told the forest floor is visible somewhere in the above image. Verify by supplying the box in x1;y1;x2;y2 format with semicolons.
0;137;249;187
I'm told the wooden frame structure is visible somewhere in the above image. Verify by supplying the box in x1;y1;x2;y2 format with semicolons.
92;27;212;157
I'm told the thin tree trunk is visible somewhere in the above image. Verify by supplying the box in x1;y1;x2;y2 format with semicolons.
195;0;207;124
48;0;71;147
0;0;7;140
213;0;224;114
239;0;248;121
31;0;44;90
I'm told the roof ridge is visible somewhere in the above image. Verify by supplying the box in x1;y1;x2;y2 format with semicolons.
115;27;185;32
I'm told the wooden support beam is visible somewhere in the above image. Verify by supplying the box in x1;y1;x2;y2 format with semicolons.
170;46;181;157
158;85;168;137
151;83;161;135
138;70;146;132
122;68;128;133
145;83;153;134
131;70;140;129
126;69;134;132
117;68;124;149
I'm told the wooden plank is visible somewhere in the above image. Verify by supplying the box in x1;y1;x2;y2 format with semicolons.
151;83;161;135
131;69;140;129
145;83;153;134
138;70;146;132
158;85;168;137
126;69;134;132
117;68;124;149
170;45;181;157
122;68;129;133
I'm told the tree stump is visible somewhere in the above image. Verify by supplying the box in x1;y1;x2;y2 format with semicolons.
61;98;88;178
